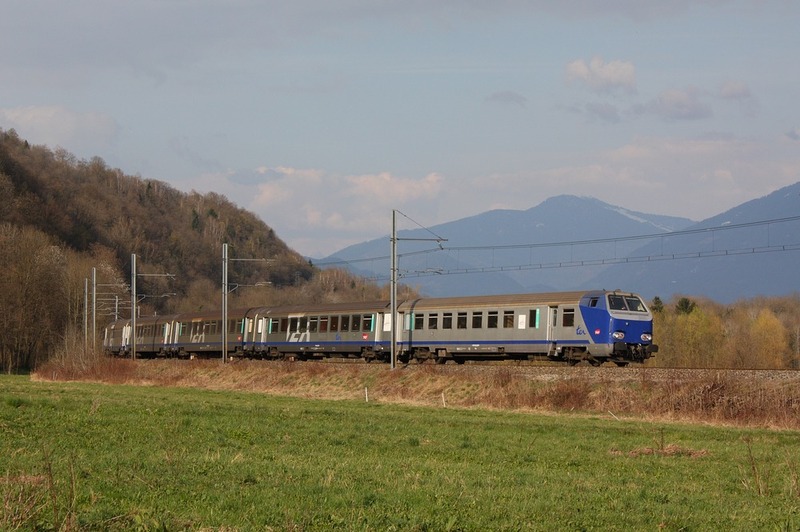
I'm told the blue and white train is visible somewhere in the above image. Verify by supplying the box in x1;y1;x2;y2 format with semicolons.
103;290;658;366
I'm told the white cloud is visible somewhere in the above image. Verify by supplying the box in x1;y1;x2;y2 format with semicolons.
345;172;444;204
569;101;621;123
205;168;448;256
718;80;752;101
635;87;713;121
565;57;636;94
251;166;324;207
485;91;528;107
718;80;759;116
0;105;120;155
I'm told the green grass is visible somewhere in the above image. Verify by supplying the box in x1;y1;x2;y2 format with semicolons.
2;374;799;530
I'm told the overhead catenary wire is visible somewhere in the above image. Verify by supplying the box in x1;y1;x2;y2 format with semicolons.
315;214;800;280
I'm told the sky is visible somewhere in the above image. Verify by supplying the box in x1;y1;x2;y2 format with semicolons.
2;0;799;257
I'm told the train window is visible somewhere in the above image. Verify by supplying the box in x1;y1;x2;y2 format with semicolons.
179;322;188;336
625;296;646;312
280;318;289;333
351;315;361;331
457;312;467;329
503;311;514;328
330;316;339;332
562;308;575;327
414;313;424;330
299;317;308;332
608;295;626;311
428;314;438;329
589;297;599;308
529;309;540;328
319;316;329;333
363;314;374;332
341;315;350;332
487;311;498;329
472;312;483;329
309;317;318;333
442;312;452;329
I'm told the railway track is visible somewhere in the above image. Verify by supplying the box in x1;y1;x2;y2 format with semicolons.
225;357;800;382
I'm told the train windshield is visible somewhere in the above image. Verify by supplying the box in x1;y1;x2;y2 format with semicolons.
607;294;647;312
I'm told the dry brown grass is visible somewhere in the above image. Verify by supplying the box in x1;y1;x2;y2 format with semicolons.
34;357;800;430
610;443;710;458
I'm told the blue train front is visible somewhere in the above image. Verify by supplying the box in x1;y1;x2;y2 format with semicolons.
577;290;658;366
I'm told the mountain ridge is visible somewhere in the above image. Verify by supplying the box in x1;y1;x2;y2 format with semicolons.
319;187;800;302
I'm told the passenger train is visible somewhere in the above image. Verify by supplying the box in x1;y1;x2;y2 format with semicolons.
103;290;658;366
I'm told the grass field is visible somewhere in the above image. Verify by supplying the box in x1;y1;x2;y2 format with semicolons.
2;373;800;530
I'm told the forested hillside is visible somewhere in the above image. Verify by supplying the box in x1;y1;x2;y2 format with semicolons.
0;129;385;371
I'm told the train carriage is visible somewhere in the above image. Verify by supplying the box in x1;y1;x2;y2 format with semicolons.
168;308;252;359
244;301;392;361
102;318;130;357
103;290;657;366
397;291;591;363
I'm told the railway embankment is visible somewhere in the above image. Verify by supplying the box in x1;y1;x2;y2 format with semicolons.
36;357;800;430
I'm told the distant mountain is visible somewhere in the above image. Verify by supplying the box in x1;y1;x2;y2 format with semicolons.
321;187;800;302
587;182;800;302
319;195;695;297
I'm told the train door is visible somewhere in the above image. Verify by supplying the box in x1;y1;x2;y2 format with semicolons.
546;306;558;356
256;315;268;345
384;310;403;353
103;324;112;349
160;321;170;356
374;313;383;343
122;323;131;349
242;316;252;346
381;311;394;349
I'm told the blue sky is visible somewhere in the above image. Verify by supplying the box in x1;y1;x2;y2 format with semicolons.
2;1;799;256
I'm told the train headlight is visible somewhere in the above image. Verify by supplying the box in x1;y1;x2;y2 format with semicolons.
641;333;652;342
612;331;625;341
